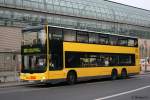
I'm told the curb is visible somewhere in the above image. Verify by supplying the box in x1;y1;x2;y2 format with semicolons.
0;82;32;88
140;71;150;75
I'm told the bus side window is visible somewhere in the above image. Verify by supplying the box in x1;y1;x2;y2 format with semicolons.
99;34;109;45
77;31;89;43
89;33;99;44
118;37;128;46
50;28;63;40
118;54;135;66
109;35;118;46
65;52;80;68
128;39;135;47
104;56;110;66
64;29;76;42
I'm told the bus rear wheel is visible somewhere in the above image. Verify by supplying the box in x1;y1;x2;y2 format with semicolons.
121;69;128;79
67;71;77;85
111;69;118;80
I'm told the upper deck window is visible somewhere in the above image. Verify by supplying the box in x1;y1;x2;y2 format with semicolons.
99;34;109;45
128;39;135;47
128;38;138;47
77;31;89;43
89;33;99;44
64;29;76;42
49;28;63;40
118;37;128;46
109;35;118;45
48;26;138;47
22;28;46;46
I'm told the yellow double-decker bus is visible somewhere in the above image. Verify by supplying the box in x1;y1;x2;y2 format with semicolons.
20;25;140;84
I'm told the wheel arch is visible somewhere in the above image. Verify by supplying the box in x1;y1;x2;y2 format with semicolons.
121;68;127;73
67;70;77;78
112;68;118;74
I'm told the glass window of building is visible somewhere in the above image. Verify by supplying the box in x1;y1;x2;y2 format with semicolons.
13;12;23;20
54;5;60;13
0;10;4;18
72;2;78;9
0;0;4;4
31;0;39;9
4;10;12;19
15;0;22;7
5;0;14;5
38;0;45;10
23;0;31;8
60;0;66;6
53;0;60;5
60;6;67;14
46;0;53;4
48;3;54;11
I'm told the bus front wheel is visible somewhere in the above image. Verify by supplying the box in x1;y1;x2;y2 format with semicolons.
67;71;77;85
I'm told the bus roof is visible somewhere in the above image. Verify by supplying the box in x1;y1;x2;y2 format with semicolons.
22;25;138;39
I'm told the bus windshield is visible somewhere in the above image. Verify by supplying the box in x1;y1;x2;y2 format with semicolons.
22;54;47;73
23;29;46;46
21;27;47;73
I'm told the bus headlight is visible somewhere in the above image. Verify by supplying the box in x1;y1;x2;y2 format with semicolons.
42;76;46;80
40;76;46;82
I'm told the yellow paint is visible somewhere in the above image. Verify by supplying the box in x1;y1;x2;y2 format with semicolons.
46;25;50;72
63;42;137;54
20;73;47;81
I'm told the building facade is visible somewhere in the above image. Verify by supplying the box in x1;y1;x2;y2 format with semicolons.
0;0;150;38
0;0;150;72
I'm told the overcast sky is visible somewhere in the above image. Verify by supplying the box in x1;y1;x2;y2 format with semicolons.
109;0;150;10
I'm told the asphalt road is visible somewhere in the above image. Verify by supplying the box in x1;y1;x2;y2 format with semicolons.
0;74;150;100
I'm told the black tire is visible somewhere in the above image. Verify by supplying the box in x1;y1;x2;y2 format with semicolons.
111;70;118;80
121;69;127;79
67;71;77;85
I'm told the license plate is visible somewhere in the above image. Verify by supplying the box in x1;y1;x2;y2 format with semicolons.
30;76;36;79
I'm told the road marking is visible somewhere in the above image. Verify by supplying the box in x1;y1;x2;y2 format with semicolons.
95;85;150;100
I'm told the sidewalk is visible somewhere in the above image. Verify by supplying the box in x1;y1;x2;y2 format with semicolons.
140;71;150;75
0;81;32;88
